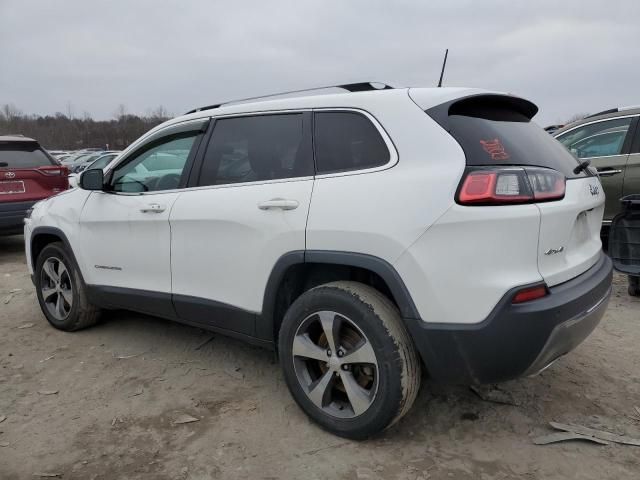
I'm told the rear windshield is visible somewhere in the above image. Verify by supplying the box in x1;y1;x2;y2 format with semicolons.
0;142;55;168
429;97;588;178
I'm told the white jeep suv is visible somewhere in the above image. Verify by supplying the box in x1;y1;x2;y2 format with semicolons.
24;83;612;439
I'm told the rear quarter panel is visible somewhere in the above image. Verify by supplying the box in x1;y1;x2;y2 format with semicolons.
306;93;466;263
395;204;542;324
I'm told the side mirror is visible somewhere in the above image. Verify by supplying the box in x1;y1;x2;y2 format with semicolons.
79;168;104;191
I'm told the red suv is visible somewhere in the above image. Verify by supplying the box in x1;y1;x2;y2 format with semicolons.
0;136;69;235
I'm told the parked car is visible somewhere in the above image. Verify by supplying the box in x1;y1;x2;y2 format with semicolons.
544;124;564;135
55;153;72;162
61;149;109;166
71;152;120;173
68;153;120;188
0;135;68;235
24;84;612;439
47;150;69;158
554;106;640;224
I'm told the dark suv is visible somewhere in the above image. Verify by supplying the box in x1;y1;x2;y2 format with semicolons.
0;136;69;235
554;107;640;224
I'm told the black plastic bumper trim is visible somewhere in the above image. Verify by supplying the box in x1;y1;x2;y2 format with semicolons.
404;252;613;384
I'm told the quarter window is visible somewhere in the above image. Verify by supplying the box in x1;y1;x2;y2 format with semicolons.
556;117;634;159
198;113;311;186
110;133;198;192
314;111;390;173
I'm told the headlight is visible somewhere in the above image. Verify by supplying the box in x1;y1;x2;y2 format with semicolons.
24;200;44;220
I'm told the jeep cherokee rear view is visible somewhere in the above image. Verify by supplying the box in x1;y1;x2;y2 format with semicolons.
23;84;612;439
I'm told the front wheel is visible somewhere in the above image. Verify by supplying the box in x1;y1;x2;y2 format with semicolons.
35;242;101;331
278;281;421;439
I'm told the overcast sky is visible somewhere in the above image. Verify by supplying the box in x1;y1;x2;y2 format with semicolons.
1;1;638;125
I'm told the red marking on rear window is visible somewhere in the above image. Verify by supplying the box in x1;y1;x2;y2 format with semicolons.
480;139;509;161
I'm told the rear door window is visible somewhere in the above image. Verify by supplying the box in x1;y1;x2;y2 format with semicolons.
556;117;635;159
0;142;55;168
197;113;312;186
314;111;390;174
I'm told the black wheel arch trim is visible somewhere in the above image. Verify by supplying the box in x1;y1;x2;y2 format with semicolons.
30;226;86;287
258;250;421;341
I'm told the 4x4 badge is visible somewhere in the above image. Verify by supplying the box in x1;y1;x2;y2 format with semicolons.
589;184;599;196
544;246;564;256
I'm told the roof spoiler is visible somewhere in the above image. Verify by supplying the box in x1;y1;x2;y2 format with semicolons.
425;93;538;128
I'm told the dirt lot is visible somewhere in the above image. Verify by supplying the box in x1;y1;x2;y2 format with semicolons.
1;234;639;479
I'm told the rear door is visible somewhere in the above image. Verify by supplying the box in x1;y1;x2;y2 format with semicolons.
555;116;637;221
0;140;68;202
169;112;314;337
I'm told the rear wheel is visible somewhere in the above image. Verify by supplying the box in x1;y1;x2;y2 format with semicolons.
278;281;421;439
35;242;101;331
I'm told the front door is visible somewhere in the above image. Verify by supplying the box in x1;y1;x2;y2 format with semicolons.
78;119;207;316
169;112;314;336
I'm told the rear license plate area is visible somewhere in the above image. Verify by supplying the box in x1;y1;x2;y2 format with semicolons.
0;180;26;194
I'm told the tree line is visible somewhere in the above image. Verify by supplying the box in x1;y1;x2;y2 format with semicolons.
0;104;171;150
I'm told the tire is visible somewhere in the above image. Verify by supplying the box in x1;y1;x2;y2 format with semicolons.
278;281;421;439
35;242;101;331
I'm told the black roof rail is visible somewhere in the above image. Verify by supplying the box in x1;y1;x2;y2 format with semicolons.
184;81;394;115
584;108;619;119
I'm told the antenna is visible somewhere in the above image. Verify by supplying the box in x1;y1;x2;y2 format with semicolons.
437;49;449;87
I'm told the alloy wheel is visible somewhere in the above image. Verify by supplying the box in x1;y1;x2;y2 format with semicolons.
40;257;73;320
292;311;379;419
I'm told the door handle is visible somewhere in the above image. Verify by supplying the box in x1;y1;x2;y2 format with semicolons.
258;198;299;211
140;203;166;213
596;168;623;177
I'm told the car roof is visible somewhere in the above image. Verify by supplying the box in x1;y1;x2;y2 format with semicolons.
554;106;640;136
153;86;497;133
0;135;38;143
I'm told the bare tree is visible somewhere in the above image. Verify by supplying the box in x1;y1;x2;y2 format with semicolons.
1;103;22;122
0;104;167;149
114;104;128;120
66;101;75;120
148;105;169;120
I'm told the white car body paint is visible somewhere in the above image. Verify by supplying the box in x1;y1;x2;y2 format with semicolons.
24;86;605;329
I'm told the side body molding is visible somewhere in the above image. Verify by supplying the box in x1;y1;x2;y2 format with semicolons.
29;233;419;348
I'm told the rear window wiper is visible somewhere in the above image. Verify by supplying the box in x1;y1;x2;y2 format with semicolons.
573;159;591;175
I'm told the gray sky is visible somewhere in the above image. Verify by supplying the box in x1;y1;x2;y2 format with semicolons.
1;0;638;125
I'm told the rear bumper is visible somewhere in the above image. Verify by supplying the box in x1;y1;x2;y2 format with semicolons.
404;252;613;384
0;200;35;235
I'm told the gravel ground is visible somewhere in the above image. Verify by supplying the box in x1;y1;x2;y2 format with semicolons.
1;234;639;479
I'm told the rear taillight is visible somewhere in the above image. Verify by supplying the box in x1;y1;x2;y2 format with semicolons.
37;166;69;176
457;167;565;206
512;284;548;303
